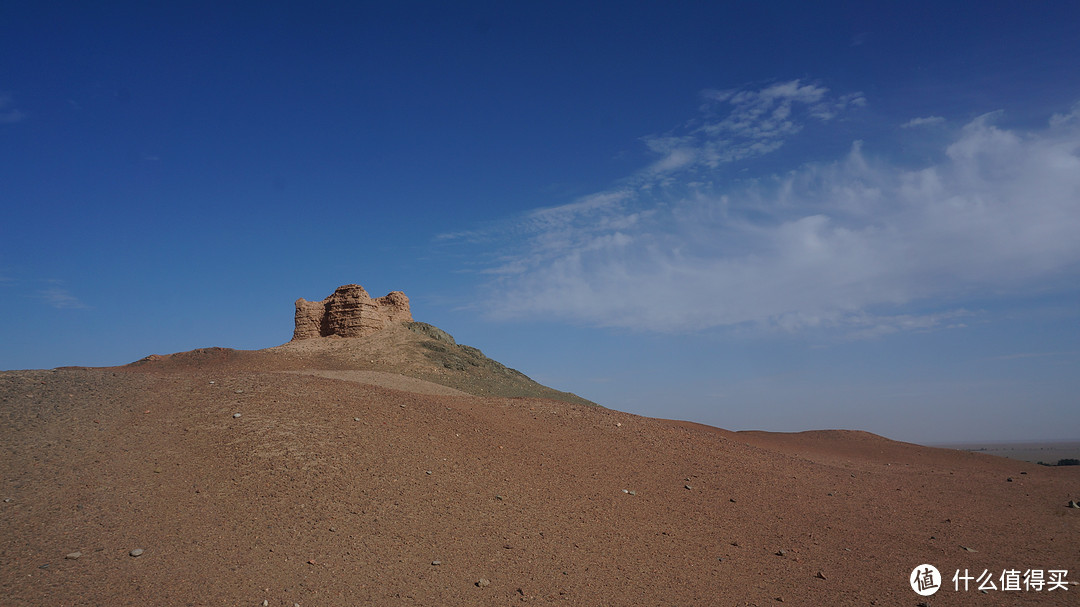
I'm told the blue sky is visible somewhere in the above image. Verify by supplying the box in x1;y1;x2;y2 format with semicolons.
3;2;1079;443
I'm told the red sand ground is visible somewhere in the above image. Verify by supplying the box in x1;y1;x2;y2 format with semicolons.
2;357;1077;606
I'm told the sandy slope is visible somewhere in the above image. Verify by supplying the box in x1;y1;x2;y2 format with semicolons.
1;358;1077;606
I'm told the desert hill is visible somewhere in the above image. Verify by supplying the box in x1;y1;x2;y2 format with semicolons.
129;285;592;406
1;285;1077;605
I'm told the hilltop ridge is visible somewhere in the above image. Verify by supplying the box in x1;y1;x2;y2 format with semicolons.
131;284;594;406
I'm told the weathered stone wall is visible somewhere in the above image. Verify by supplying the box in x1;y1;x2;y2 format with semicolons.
292;284;412;340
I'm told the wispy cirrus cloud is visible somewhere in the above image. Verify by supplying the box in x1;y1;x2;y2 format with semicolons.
638;80;865;177
447;84;1080;337
0;93;26;124
38;286;89;310
901;115;946;129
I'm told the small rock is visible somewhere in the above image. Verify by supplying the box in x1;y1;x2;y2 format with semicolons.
400;404;406;408
628;490;637;496
425;470;432;475
476;578;491;588
495;495;505;501
329;527;336;533
615;422;622;427
234;389;244;394
129;548;144;557
262;601;269;607
232;413;241;418
1068;500;1080;508
3;498;12;503
684;485;693;490
65;551;82;559
353;417;360;422
729;498;736;503
776;549;787;557
431;560;441;566
961;545;977;552
1007;477;1013;482
815;571;827;580
622;489;629;494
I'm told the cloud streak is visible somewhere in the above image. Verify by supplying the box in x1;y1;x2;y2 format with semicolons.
38;287;89;310
639;80;865;177
458;85;1080;336
0;93;26;124
901;116;945;129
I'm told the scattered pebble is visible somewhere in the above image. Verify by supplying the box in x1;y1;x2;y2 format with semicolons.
615;422;622;427
425;470;432;475
1007;477;1013;482
262;601;269;607
684;485;693;490
232;413;241;418
129;548;144;557
776;549;787;557
1068;500;1080;509
2;498;11;503
815;571;827;580
476;578;491;588
234;389;244;394
628;490;637;496
495;495;505;501
353;417;361;422
65;551;82;560
961;545;977;552
431;560;442;566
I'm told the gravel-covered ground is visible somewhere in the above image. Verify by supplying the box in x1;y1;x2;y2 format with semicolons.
1;347;1077;606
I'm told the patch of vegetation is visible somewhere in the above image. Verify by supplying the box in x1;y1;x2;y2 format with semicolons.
406;322;456;345
1036;458;1080;466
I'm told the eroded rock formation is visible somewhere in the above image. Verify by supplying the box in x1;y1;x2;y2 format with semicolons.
292;284;412;340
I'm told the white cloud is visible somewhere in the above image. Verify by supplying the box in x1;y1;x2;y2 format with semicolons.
901;116;946;129
0;93;26;124
640;80;869;173
473;96;1080;335
38;287;89;310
